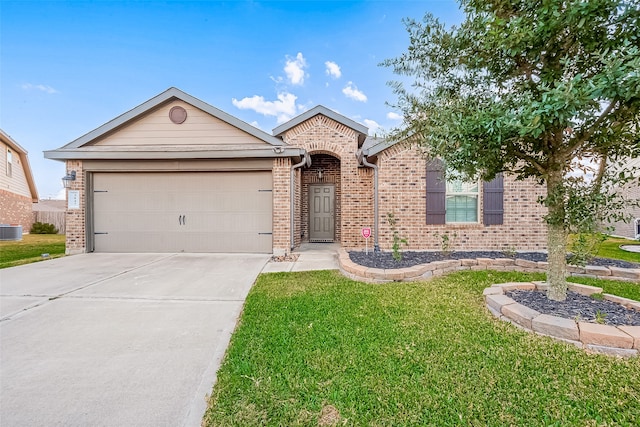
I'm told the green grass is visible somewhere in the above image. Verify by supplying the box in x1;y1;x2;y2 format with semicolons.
205;270;640;426
0;234;66;269
596;236;640;263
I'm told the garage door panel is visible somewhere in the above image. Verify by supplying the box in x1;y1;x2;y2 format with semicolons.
92;172;272;253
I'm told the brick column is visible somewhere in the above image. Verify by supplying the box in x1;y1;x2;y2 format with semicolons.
65;160;85;254
272;157;291;256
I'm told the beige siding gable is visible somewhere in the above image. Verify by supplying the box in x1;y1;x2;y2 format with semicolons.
91;101;270;147
0;141;31;198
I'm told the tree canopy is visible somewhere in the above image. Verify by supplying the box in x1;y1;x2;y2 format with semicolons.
384;0;640;300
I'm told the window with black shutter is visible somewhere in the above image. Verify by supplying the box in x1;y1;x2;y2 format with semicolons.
426;160;504;226
483;173;504;225
426;159;446;224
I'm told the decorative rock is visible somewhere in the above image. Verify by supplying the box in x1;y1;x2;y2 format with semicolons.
568;283;603;296
533;281;549;292
585;265;611;276
578;322;634;349
618;326;640;349
502;303;541;329
483;287;503;296
492;282;536;291
585;345;638;358
531;314;580;341
603;294;638;308
515;259;539;269
608;267;640;280
485;294;516;313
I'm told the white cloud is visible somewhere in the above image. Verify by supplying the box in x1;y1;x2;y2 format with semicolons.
325;61;341;79
363;119;382;134
284;52;308;85
21;83;59;94
387;112;402;121
342;82;367;102
232;92;298;124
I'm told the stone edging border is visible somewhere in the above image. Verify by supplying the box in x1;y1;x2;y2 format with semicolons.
337;248;640;283
485;281;640;357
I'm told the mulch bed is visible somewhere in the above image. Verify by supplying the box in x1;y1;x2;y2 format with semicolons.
349;250;639;270
506;289;640;326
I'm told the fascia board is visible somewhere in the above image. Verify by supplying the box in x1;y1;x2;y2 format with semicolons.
58;87;284;150
273;105;368;136
44;147;305;160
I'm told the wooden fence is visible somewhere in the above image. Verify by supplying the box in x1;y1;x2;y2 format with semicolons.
32;211;66;234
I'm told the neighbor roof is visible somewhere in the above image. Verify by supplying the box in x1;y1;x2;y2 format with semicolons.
0;128;39;202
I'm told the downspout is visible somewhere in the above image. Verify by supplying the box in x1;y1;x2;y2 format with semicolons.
291;151;311;251
359;151;380;252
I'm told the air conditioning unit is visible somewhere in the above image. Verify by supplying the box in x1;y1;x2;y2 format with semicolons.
0;225;23;241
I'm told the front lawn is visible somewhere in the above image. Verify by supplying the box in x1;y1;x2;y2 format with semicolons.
596;236;640;264
0;234;66;269
205;270;640;426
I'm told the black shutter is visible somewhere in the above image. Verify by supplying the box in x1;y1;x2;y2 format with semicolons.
483;173;504;225
426;158;446;224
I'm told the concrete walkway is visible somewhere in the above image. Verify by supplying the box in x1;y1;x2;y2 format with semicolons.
261;243;340;273
0;253;269;427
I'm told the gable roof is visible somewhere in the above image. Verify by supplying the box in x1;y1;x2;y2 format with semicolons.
273;105;369;144
65;87;284;149
44;88;309;161
0;129;39;202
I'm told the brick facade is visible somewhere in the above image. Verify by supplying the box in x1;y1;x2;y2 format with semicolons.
375;142;548;251
53;93;549;255
278;115;374;248
272;157;291;255
0;189;33;231
64;160;86;254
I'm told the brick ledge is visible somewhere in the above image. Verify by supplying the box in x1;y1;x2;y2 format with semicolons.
485;282;640;357
337;248;640;283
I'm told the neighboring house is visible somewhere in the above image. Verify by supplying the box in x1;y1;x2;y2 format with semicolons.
609;157;640;239
44;88;547;255
1;129;39;232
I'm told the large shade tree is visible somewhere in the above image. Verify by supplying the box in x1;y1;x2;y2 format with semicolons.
384;0;640;300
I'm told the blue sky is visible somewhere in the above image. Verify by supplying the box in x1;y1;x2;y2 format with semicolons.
1;0;463;199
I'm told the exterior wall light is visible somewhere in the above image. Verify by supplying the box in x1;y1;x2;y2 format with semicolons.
62;170;76;189
317;168;324;180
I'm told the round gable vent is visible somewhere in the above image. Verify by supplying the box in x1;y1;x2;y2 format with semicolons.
169;106;187;124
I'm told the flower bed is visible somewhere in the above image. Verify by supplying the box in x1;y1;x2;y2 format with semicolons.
485;281;640;357
339;249;640;283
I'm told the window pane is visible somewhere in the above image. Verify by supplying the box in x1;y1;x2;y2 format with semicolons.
446;195;478;222
446;179;478;193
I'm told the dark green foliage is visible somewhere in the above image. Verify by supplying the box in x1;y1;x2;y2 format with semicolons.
383;0;640;298
30;222;59;234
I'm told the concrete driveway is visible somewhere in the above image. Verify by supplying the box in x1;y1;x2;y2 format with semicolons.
0;253;269;427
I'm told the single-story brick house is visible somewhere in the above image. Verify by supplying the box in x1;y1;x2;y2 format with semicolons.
1;129;39;232
45;87;547;255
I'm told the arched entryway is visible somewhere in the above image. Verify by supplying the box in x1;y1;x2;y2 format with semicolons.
300;153;341;243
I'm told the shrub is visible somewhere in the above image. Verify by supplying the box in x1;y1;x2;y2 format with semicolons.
30;222;58;234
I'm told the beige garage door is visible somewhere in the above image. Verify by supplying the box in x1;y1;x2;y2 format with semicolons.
92;172;273;253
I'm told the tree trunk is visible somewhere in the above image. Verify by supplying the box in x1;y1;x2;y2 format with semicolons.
546;169;568;301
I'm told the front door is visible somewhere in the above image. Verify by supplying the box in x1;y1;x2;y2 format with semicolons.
309;184;335;242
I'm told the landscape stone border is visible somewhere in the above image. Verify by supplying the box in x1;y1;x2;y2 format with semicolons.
485;282;640;357
338;248;640;283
